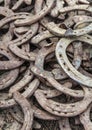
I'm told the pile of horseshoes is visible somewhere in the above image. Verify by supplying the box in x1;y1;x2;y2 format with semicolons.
0;0;92;129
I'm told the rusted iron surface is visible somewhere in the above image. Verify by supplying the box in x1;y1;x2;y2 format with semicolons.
0;0;92;130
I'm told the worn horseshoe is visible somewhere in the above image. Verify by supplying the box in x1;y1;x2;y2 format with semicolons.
56;35;92;87
9;66;33;95
65;23;92;37
0;68;19;90
13;91;33;130
14;0;55;26
0;78;39;109
34;87;92;117
45;22;92;37
0;47;24;70
59;4;91;14
0;13;31;29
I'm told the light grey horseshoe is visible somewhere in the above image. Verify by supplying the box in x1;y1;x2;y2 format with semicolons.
56;35;92;87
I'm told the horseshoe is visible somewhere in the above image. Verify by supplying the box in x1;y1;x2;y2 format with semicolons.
1;23;14;42
74;19;92;29
10;105;41;129
9;102;60;122
0;7;14;45
63;15;92;28
13;91;33;130
46;22;92;37
9;67;33;95
0;68;19;90
0;13;31;29
34;87;92;117
38;79;73;98
32;105;60;120
14;0;55;26
0;47;24;70
9;44;36;61
0;78;39;109
56;35;92;87
65;23;92;37
31;44;84;98
59;4;91;13
80;104;92;130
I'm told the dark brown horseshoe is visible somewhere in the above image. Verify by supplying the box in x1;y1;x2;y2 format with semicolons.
13;91;33;130
9;66;33;95
0;68;19;90
34;87;92;117
14;0;55;26
0;78;40;109
0;47;24;70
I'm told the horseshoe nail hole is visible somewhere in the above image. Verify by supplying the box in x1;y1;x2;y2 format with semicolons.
56;104;60;107
63;62;66;65
52;109;55;112
59;54;62;57
0;48;3;51
63;125;65;128
7;51;9;53
44;93;47;96
75;92;78;95
64;112;67;114
60;45;62;48
58;111;61;113
14;111;17;114
29;73;32;75
71;105;75;107
67;68;70;71
87;37;90;39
